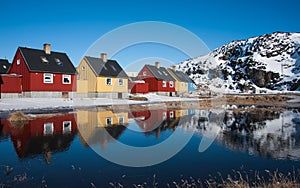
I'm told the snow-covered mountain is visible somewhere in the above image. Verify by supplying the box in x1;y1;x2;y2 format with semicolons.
178;32;300;93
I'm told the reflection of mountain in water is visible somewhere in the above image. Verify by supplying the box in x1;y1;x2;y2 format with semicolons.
185;109;300;161
0;114;77;162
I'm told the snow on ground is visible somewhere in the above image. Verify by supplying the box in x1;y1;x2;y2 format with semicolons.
0;95;199;112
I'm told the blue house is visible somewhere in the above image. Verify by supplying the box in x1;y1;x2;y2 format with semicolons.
181;73;197;92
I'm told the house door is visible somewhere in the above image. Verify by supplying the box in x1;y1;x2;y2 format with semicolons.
169;92;172;97
62;92;69;98
118;92;122;99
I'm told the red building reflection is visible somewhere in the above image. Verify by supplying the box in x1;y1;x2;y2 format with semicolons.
0;114;77;161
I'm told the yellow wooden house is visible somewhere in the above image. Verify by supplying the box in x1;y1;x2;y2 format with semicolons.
77;53;129;98
167;67;189;96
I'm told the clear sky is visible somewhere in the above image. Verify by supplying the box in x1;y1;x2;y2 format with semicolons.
1;0;299;68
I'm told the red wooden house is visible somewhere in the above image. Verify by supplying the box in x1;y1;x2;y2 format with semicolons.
9;44;77;98
0;59;22;98
137;62;176;96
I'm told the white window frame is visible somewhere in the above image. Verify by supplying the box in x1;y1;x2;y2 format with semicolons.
44;73;53;84
106;117;112;125
62;74;71;85
44;122;54;135
81;66;86;71
118;116;124;125
170;111;174;118
143;71;147;76
63;121;72;134
17;59;20;65
118;78;124;86
106;78;112;86
170;81;174;88
162;81;167;88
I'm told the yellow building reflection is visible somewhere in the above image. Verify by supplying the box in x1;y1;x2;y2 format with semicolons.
76;108;128;149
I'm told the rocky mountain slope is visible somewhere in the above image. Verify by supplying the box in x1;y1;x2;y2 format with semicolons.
178;32;300;93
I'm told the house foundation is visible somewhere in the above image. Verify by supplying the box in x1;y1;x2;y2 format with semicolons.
23;92;77;98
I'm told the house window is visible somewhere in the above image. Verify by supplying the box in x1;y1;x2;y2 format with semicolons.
163;112;167;120
81;66;86;71
170;81;174;88
170;111;174;118
63;121;72;134
162;81;167;88
55;58;63;66
118;78;124;86
44;123;54;135
17;59;20;65
106;117;112;125
181;82;185;87
62;74;71;84
44;73;53;84
106;78;112;86
40;56;49;64
118;116;124;125
143;71;147;76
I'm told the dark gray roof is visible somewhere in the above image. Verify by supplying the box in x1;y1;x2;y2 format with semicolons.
84;56;128;78
145;65;175;81
129;76;137;81
0;59;10;74
167;69;189;82
180;72;195;83
19;47;76;74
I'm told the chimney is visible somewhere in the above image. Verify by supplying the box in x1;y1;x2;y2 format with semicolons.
172;65;176;71
155;62;160;69
43;43;51;54
101;53;107;63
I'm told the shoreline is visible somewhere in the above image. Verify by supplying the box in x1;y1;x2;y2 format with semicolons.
0;93;299;115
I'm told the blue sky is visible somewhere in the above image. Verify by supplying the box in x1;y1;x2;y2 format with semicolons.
1;0;299;68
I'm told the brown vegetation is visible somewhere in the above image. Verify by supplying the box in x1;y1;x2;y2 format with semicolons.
129;96;148;101
8;112;29;127
109;170;300;188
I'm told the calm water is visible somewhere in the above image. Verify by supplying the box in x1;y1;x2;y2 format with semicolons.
1;104;300;187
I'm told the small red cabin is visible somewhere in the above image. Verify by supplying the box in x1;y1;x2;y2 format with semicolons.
0;59;22;98
9;44;77;98
0;74;22;94
137;62;176;96
128;77;149;94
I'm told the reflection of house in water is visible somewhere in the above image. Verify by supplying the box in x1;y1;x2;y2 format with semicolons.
132;109;176;133
0;118;10;141
0;114;77;163
132;108;194;138
76;109;128;149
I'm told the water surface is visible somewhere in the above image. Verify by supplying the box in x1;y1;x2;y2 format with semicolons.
1;104;300;187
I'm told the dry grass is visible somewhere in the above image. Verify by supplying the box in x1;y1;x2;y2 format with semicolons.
214;169;300;188
109;170;300;188
129;96;148;101
7;112;66;127
8;112;29;127
224;94;289;106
